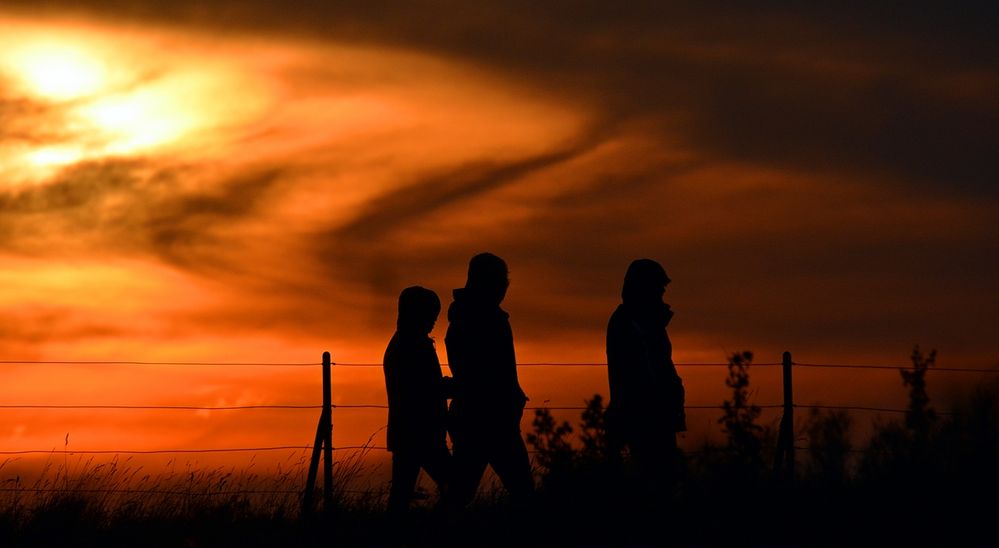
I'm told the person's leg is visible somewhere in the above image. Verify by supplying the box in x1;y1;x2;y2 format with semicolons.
414;442;455;546
388;452;421;516
489;429;535;501
419;442;452;494
627;432;677;502
447;437;489;508
483;429;536;544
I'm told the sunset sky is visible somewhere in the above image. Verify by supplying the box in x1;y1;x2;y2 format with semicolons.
1;2;997;475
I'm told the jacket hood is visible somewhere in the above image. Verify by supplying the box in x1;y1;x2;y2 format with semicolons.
449;287;508;324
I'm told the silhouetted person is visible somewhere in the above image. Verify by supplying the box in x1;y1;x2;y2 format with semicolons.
383;286;452;529
606;259;686;495
445;252;534;507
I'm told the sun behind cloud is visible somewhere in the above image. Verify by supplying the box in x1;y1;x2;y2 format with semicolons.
0;13;598;462
4;40;108;101
0;19;275;181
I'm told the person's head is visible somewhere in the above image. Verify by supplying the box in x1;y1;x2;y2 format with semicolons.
396;285;441;334
621;258;670;304
465;252;509;305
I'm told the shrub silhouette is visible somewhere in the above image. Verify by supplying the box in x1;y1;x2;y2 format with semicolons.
930;381;999;485
525;407;575;487
720;352;763;446
577;394;607;462
847;348;999;545
526;394;609;488
859;345;938;485
802;407;853;486
715;351;771;481
901;345;937;444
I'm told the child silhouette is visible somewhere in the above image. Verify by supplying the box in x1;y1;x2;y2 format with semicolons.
383;286;453;527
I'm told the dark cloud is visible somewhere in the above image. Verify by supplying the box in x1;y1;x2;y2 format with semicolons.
1;2;996;367
0;95;69;143
333;136;600;242
0;159;285;272
504;161;999;360
139;167;286;270
677;64;999;195
9;1;998;196
0;307;124;344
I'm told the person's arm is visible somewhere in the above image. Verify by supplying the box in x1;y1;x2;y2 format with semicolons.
675;378;687;432
502;319;527;405
443;323;463;378
444;321;474;395
385;337;420;414
607;315;649;409
384;344;403;412
441;375;455;399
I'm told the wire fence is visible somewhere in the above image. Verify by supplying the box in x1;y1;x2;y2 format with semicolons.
2;358;997;453
0;360;999;496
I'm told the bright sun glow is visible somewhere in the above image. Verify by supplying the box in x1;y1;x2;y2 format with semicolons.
0;22;273;183
82;90;193;154
79;73;215;154
27;146;85;167
5;42;108;101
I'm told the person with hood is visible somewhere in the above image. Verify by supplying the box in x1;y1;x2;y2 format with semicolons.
606;258;686;492
444;252;534;507
383;285;452;525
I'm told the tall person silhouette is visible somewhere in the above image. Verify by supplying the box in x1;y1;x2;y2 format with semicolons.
445;252;534;507
606;259;686;494
383;286;452;529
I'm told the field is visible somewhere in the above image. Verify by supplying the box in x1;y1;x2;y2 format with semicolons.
2;352;997;547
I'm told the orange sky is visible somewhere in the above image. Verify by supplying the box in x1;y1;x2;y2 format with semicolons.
1;4;997;484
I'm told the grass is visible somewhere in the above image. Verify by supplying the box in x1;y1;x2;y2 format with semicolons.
0;443;390;547
2;440;991;548
2;350;996;547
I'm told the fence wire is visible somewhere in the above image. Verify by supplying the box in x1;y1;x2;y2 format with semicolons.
3;359;995;372
0;357;987;455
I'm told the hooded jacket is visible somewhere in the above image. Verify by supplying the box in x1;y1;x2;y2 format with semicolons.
383;330;449;453
445;287;528;429
606;299;685;434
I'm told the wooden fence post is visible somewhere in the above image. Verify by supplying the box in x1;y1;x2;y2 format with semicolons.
303;351;333;515
772;351;795;481
322;351;333;513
